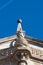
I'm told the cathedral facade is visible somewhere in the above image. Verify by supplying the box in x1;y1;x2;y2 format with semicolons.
0;19;43;65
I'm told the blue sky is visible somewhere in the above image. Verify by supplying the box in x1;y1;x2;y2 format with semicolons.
0;0;43;40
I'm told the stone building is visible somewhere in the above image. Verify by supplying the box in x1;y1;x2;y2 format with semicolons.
0;19;43;65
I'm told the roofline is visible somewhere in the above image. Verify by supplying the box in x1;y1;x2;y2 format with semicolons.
0;35;17;43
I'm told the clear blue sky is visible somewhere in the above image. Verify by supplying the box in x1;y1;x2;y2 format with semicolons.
0;0;43;40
